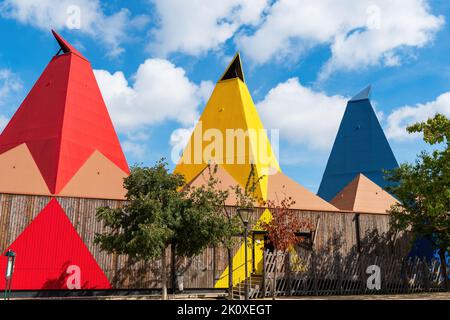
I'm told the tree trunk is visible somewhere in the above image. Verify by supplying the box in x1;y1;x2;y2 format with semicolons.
286;251;291;296
171;243;176;293
438;248;449;291
161;247;168;300
228;247;233;299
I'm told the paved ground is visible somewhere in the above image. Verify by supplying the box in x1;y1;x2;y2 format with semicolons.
100;292;450;300
11;292;449;300
274;292;450;300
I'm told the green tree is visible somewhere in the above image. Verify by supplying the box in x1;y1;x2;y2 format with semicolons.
95;160;240;299
386;114;450;291
176;163;242;297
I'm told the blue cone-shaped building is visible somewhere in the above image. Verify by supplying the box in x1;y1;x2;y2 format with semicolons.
318;86;399;202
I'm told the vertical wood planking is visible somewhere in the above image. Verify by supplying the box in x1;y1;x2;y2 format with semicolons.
0;193;422;289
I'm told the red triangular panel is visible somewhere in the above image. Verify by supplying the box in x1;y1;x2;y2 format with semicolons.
0;30;129;194
0;199;111;290
55;50;130;193
0;53;70;193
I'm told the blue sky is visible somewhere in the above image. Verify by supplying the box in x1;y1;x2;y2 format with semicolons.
0;0;449;192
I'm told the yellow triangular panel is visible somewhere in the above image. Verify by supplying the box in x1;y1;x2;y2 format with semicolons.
214;209;272;288
175;57;280;201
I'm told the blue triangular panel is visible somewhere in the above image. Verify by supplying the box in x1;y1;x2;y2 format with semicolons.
318;93;399;201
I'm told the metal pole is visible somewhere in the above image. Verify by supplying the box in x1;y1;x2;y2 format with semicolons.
244;222;249;300
252;232;255;274
7;278;12;300
4;272;12;300
4;251;16;300
262;249;267;298
3;279;8;300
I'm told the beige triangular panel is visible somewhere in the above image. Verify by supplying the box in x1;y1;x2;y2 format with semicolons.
331;174;398;214
184;165;244;206
0;143;51;195
267;172;338;211
59;150;128;200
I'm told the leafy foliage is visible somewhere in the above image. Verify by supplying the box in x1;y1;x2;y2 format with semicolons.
176;164;242;255
95;160;240;262
261;197;313;252
386;114;449;290
95;160;183;261
386;114;450;253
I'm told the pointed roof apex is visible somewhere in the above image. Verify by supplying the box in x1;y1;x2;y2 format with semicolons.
51;29;85;59
330;173;398;214
350;85;372;102
219;52;245;83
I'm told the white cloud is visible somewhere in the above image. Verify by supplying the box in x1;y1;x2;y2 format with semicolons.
236;0;444;77
122;140;147;161
144;1;445;77
0;115;9;133
257;78;348;150
94;58;213;132
257;77;450;148
94;59;214;165
0;68;22;133
0;0;148;56
150;0;269;56
7;0;439;74
0;68;22;105
386;92;450;141
197;81;215;105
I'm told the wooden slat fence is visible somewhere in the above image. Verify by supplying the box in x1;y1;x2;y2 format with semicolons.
260;250;446;297
0;193;431;291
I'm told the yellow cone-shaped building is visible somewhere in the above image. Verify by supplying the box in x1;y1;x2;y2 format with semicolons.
175;53;336;288
175;53;280;202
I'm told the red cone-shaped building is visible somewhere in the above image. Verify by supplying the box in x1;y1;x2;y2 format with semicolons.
0;31;129;291
0;30;129;198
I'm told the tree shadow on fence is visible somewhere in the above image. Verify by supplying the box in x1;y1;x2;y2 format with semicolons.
267;229;445;297
110;256;161;289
